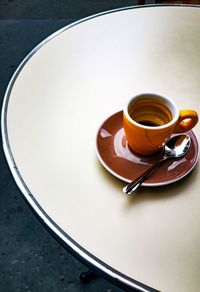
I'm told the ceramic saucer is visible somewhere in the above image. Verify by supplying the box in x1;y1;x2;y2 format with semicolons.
96;111;199;186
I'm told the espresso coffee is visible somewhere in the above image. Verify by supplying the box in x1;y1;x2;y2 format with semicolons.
128;97;173;127
138;120;158;127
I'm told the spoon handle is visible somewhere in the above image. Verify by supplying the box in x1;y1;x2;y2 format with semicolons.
123;156;167;195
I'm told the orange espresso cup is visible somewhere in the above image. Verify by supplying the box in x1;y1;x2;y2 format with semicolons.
123;93;198;155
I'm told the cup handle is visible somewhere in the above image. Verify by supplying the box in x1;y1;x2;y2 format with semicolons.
174;109;198;133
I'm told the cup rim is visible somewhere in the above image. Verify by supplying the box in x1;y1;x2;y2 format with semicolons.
123;93;180;130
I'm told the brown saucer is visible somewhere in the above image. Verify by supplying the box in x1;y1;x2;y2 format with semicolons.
96;111;199;186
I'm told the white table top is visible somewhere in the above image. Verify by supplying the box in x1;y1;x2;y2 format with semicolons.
2;5;200;292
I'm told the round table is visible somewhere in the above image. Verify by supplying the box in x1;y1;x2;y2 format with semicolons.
2;5;200;292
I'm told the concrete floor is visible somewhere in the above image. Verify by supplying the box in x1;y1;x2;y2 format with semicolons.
0;1;144;291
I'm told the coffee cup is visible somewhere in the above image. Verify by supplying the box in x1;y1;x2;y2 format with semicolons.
123;93;198;155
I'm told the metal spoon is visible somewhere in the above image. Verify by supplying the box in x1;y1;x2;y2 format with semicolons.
123;134;191;195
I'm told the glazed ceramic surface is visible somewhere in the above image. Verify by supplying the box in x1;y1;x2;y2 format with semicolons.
2;5;200;292
96;111;198;185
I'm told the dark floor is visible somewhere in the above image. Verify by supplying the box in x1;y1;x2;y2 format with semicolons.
0;1;150;292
